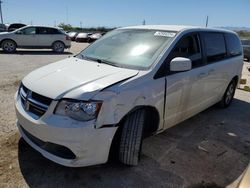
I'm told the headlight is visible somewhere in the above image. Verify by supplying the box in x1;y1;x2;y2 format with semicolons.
54;100;102;121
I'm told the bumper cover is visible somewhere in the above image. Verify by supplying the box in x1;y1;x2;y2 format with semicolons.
15;93;117;167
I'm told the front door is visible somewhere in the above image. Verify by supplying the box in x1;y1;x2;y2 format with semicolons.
164;33;210;128
13;27;38;47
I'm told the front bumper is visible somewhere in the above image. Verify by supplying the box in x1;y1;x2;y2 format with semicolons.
15;93;117;167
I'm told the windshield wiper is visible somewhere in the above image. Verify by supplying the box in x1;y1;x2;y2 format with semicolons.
80;54;99;62
97;58;121;67
80;54;121;68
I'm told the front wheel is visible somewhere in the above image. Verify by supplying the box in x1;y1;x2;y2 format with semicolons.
219;80;237;108
52;41;65;53
2;40;16;53
119;109;146;166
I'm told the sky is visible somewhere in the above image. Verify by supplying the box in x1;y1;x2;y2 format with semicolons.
1;0;250;28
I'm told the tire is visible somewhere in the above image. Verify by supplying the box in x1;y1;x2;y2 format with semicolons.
119;109;146;166
219;79;237;108
52;41;65;53
1;39;16;53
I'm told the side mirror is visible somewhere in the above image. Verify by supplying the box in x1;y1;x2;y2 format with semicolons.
170;57;192;72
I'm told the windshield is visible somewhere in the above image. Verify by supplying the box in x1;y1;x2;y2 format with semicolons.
77;29;176;70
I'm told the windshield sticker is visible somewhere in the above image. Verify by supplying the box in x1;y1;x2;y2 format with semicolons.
154;31;176;37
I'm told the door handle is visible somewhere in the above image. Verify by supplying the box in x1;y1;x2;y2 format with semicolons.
208;69;215;74
197;72;208;79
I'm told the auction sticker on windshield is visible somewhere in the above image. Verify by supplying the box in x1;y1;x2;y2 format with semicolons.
154;31;176;37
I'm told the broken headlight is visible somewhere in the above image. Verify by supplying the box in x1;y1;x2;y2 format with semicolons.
55;100;102;121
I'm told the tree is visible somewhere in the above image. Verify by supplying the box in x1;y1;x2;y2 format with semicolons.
57;23;73;31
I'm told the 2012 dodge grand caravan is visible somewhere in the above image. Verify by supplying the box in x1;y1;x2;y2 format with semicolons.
15;25;243;167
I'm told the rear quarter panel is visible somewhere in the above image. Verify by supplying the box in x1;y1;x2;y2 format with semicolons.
52;34;71;47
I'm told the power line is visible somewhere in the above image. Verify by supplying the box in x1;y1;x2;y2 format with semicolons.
0;0;3;24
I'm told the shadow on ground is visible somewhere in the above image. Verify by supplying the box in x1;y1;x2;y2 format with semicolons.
18;99;250;188
0;50;73;55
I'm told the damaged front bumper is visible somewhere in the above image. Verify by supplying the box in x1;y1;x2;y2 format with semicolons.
15;93;118;167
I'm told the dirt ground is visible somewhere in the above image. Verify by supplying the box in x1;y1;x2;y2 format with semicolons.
0;43;250;188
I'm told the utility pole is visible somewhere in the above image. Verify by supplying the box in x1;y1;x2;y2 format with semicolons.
205;16;209;27
142;19;146;25
66;6;69;24
0;0;4;24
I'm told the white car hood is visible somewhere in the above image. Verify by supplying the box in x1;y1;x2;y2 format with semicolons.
0;32;11;38
22;57;139;100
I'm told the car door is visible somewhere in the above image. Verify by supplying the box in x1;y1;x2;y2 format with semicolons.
200;32;229;106
13;27;38;47
36;27;54;47
162;33;211;128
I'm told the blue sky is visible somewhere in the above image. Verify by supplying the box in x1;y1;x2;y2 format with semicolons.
2;0;250;28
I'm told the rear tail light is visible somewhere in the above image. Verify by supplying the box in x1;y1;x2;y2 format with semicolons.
66;35;71;41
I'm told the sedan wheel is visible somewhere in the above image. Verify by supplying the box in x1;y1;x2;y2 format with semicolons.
2;40;16;53
52;41;65;53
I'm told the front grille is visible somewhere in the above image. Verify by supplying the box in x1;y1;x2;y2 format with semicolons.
19;83;52;119
32;92;52;106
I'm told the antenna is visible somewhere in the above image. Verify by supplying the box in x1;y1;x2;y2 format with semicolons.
205;16;209;27
0;0;4;24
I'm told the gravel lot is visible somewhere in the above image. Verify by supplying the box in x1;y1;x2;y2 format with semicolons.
0;43;250;188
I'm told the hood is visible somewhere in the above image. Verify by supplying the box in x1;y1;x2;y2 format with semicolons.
0;32;9;35
22;57;139;100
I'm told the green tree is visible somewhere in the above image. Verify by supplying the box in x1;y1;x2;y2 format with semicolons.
57;23;73;31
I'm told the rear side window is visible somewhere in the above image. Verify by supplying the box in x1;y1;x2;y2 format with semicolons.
203;33;226;63
37;27;49;34
37;27;62;34
51;28;63;34
225;33;242;56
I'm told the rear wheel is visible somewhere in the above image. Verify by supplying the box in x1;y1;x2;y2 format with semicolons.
2;40;16;53
119;109;146;166
52;41;65;53
219;79;237;108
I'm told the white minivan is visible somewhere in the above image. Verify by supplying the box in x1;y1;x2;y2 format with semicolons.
15;25;243;167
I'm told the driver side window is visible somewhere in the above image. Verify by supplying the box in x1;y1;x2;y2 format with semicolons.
154;33;204;78
20;27;36;35
169;34;202;68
